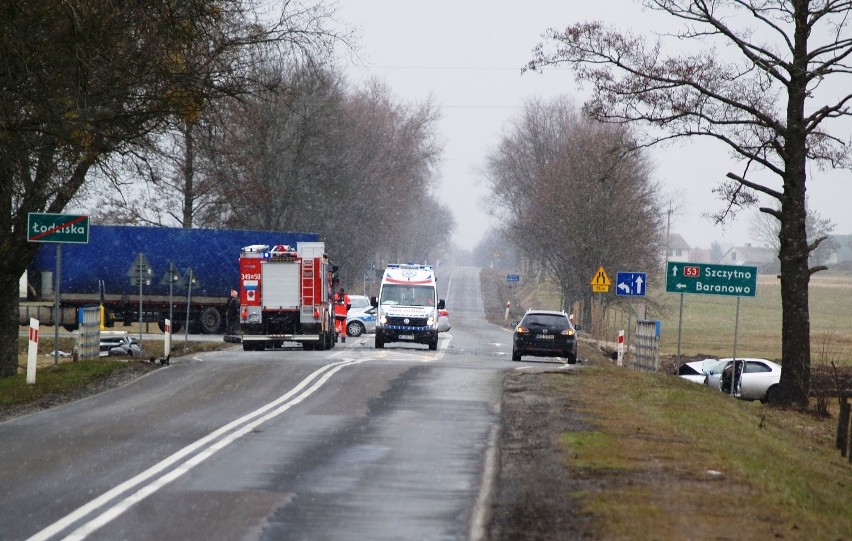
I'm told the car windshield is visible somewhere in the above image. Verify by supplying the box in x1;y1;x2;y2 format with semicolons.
379;284;435;306
522;314;570;330
349;297;370;309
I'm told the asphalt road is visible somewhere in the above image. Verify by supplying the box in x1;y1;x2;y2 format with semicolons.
0;266;547;541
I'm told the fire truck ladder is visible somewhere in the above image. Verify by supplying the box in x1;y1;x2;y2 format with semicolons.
301;258;315;319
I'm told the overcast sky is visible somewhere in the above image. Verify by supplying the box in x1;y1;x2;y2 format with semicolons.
335;1;852;252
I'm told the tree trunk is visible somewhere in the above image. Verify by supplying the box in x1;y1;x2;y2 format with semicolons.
773;14;811;406
776;189;810;406
182;122;195;228
0;264;22;378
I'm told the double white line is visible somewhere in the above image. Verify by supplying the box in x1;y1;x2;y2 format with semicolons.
29;358;368;541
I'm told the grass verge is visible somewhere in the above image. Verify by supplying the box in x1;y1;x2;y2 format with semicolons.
6;337;231;411
551;362;852;540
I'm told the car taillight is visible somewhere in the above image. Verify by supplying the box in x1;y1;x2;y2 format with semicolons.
516;326;529;334
561;329;574;336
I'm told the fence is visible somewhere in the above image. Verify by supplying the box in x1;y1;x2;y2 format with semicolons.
837;393;852;463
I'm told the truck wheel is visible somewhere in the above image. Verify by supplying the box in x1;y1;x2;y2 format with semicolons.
199;307;222;334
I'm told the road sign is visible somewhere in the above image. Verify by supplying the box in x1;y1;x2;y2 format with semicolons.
666;261;757;297
128;253;153;286
616;272;647;296
180;267;199;288
590;266;611;293
507;274;520;283
27;213;89;243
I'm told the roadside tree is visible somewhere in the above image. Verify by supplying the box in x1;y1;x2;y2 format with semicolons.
487;98;663;323
204;69;448;285
751;199;839;268
0;0;342;378
527;1;852;405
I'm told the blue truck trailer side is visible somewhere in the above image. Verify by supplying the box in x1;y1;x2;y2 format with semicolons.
21;225;319;333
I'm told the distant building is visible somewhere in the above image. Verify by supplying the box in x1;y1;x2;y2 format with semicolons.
719;243;778;273
665;233;692;263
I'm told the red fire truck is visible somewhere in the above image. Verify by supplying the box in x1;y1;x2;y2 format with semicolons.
233;242;337;351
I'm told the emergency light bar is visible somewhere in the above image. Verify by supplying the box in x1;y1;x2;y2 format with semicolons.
386;263;433;271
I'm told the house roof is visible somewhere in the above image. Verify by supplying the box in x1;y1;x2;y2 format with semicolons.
722;243;777;264
667;233;691;250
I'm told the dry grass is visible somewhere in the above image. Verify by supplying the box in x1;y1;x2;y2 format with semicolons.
553;355;852;540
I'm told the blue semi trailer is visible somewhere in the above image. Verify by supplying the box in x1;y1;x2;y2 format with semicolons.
20;225;319;333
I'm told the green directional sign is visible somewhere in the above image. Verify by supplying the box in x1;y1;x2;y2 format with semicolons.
27;213;90;244
666;261;757;297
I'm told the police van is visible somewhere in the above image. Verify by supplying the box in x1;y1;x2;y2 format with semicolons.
371;263;445;350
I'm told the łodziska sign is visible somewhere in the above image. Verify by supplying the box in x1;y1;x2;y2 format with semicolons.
27;213;90;244
665;261;757;298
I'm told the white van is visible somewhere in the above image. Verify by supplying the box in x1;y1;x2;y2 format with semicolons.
370;264;445;350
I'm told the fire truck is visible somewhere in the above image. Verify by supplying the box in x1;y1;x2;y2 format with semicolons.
234;242;337;351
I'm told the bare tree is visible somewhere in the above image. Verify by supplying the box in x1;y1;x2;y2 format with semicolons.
527;1;852;405
487;98;664;322
205;68;448;285
709;241;725;263
0;0;345;378
751;198;839;266
77;1;347;229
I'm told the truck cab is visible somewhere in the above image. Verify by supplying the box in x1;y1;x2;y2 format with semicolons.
371;263;445;350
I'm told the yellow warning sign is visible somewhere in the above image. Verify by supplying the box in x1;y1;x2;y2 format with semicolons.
590;266;611;287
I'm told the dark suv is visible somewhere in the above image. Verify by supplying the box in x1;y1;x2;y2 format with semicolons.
512;310;578;364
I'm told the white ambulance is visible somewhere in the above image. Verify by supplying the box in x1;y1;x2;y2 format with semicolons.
371;263;445;350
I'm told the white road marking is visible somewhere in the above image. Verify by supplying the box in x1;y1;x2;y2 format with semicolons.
28;358;369;541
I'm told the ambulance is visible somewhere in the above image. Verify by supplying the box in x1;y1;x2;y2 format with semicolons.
371;263;445;350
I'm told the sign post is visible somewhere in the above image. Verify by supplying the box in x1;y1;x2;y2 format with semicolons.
27;319;39;384
128;253;153;342
27;213;90;365
665;261;758;379
181;268;199;350
589;265;612;339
